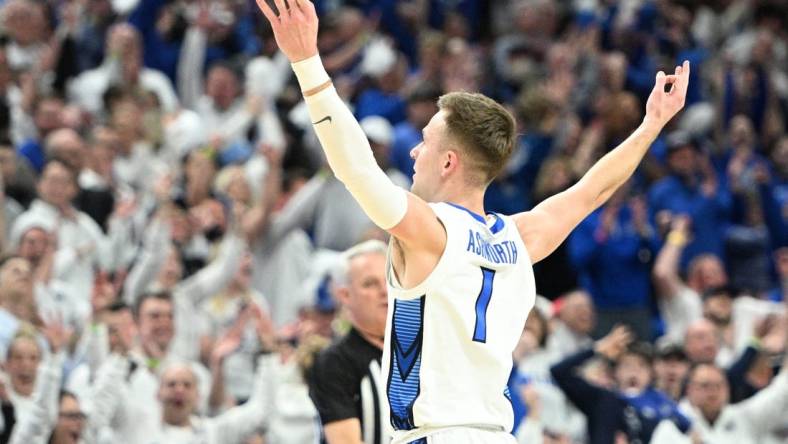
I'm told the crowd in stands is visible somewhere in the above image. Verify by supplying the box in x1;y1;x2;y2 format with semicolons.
0;0;785;443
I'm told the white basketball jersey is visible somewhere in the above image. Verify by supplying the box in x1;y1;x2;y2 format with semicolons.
382;202;536;437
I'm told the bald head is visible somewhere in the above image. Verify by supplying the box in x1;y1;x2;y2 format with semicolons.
158;363;199;426
685;319;718;364
559;290;595;335
687;254;727;293
45;128;86;171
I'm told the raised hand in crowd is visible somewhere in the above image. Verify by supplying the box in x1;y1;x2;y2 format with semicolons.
754;314;787;354
594;325;634;362
244;301;277;353
42;316;73;353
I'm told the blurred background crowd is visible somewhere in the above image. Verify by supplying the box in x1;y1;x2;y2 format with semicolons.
0;0;785;443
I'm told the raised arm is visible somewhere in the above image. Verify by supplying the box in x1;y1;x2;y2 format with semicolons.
515;63;690;263
737;351;788;433
177;22;207;110
209;354;276;443
175;229;246;306
122;218;171;306
254;0;445;257
652;215;691;299
83;354;131;435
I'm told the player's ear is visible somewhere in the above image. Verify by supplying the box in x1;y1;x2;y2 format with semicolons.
441;150;459;177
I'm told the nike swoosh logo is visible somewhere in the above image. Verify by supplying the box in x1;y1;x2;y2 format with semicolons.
312;115;332;125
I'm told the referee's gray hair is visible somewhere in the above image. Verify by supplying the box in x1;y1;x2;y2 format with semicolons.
331;239;388;287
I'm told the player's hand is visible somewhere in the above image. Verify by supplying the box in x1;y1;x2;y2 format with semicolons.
255;0;319;63
643;61;690;131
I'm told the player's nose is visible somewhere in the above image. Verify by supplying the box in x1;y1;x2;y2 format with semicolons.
410;144;421;160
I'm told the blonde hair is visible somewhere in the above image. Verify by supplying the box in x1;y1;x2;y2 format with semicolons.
6;326;41;360
437;92;517;186
295;334;331;381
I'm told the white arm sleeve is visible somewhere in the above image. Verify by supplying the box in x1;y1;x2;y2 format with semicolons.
291;55;408;230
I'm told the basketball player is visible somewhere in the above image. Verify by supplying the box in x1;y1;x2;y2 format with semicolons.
255;1;690;443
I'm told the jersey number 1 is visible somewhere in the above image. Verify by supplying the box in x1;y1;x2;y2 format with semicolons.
472;267;496;343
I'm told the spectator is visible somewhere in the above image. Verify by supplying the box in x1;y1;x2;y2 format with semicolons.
16;96;66;173
308;240;392;444
531;156;579;299
551;326;691;444
10;159;112;302
3;320;68;442
136;356;273;444
653;214;728;342
69;0;117;73
512;306;586;442
0;0;49;72
652;355;788;444
726;314;786;403
653;343;690;402
44;128;115;230
0;139;37;210
107;95;167;194
0;256;40;356
765;137;788;249
355;41;408;125
766;247;788;302
10;334;131;444
390;83;440;178
359;115;409;186
654;214;785;365
648;131;732;266
199;253;270;404
0;377;13;442
546;290;594;358
127;0;258;84
68;24;177;116
569;183;657;339
684;318;723;365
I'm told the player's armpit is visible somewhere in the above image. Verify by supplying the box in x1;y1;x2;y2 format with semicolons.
388;193;447;287
513;185;596;263
389;193;447;255
323;418;364;444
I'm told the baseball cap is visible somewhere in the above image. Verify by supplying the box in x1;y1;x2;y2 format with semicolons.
665;130;696;154
360;116;394;146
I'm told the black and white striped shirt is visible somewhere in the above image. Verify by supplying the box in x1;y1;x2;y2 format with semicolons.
308;328;392;444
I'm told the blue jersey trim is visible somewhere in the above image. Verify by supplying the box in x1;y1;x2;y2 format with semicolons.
445;202;505;234
387;296;426;431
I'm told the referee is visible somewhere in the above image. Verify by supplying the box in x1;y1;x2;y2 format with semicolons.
308;240;392;444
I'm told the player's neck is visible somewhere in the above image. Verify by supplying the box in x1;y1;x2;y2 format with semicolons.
438;187;487;218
